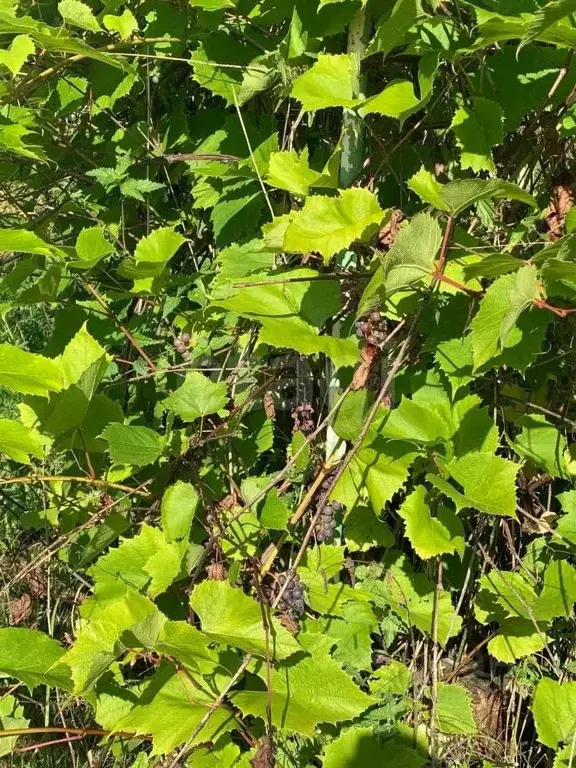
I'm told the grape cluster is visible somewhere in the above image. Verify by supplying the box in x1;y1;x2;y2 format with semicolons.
175;331;191;359
291;402;315;434
314;500;342;542
276;571;306;618
354;309;387;346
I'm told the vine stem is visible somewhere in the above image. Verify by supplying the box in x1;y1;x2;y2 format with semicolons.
0;475;150;496
0;726;144;739
430;558;443;767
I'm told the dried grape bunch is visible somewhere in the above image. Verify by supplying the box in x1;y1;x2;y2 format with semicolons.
276;571;306;618
174;331;191;359
314;500;342;542
354;309;387;346
291;402;315;434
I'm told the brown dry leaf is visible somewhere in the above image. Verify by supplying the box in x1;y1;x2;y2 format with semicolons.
9;593;32;626
546;177;574;241
250;737;276;768
263;392;276;420
351;345;379;391
206;561;228;581
378;209;405;249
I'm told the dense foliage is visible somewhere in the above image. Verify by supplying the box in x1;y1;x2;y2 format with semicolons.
4;0;576;765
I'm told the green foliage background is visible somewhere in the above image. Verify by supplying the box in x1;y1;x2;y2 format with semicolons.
1;0;576;765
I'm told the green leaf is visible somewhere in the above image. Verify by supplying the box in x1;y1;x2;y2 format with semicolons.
0;694;30;756
398;486;465;560
323;726;426;768
134;227;186;269
102;8;138;39
101;423;163;466
155;621;218;672
368;0;425;55
450;97;504;173
436;684;477;735
469;266;538;370
407;168;449;212
532;677;576;749
89;524;187;597
0;418;45;463
266;148;321;196
58;0;101;31
371;660;412;696
283;188;386;263
519;0;576;52
514;414;568;477
430;452;519;518
534;559;576;621
327;601;379;670
120;178;165;201
163;371;228;422
0;34;34;76
488;619;548;663
381;212;441;297
408;173;536;215
344;505;394;551
291;54;358;110
381;397;449;444
0;345;63;397
233;647;374;736
190;580;301;659
477;569;538;620
259;489;290;530
0;628;72;690
69;226;114;269
0;228;66;258
161;481;199;542
113;663;234;755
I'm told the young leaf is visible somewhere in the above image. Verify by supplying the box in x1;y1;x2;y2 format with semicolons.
371;660;412;696
283;188;386;262
407;168;449;212
368;0;425;55
102;8;138;39
469;266;538;370
163;371;228;422
0;34;34;76
134;226;186;267
58;0;101;31
101;423;163;466
161;481;199;541
266;148;321;196
190;580;301;659
70;226;114;269
291;54;358;110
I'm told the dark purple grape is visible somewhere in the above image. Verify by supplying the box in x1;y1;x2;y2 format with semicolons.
291;402;315;434
180;332;191;344
355;310;387;346
276;571;306;618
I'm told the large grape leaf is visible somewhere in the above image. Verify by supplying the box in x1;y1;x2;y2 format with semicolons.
0;418;46;463
101;423;163;466
233;649;374;736
112;663;234;755
0;628;72;690
380;212;441;296
190;580;301;660
161;481;200;542
513;414;568;478
283;188;386;262
0;228;66;258
488;619;548;663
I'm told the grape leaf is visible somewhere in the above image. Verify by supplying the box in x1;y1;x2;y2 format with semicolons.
58;0;101;31
436;684;477;735
513;414;568;478
190;580;301;659
283;188;386;262
0;419;45;463
0;628;72;690
532;677;576;749
291;54;358;110
163;371;228;422
323;726;426;768
381;212;441;297
451;97;503;173
101;423;163;466
266;148;321;196
0;345;63;397
102;9;138;39
398;487;465;559
161;481;199;541
0;34;34;76
488;619;548;663
469;266;539;369
233;648;374;736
